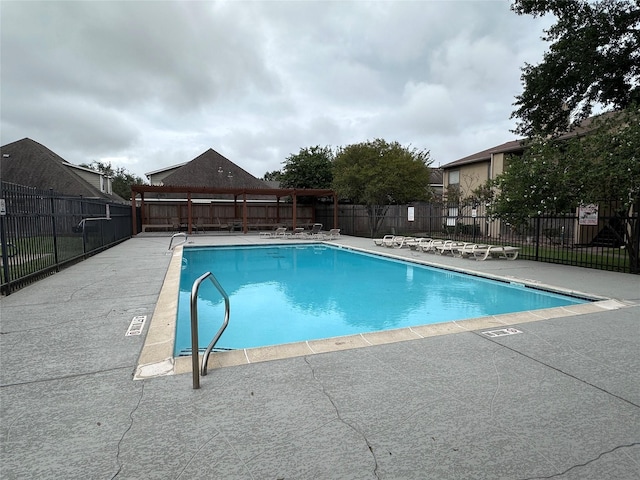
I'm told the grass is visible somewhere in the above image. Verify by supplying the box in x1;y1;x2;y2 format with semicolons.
1;235;85;285
399;232;632;273
517;244;630;271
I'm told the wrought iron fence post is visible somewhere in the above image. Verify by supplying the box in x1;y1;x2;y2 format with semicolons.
633;202;640;274
0;212;10;295
535;216;541;261
49;189;60;270
80;196;87;256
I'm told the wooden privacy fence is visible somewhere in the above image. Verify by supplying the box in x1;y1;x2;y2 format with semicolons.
138;201;316;233
131;185;338;234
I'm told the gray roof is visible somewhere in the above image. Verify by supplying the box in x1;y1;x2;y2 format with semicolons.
0;138;126;202
145;162;188;177
162;148;273;189
429;168;443;185
441;110;621;170
441;140;524;169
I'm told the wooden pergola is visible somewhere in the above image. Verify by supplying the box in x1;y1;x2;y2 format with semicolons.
130;185;338;235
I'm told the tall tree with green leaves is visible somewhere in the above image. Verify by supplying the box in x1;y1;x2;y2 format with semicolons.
507;0;640;271
279;146;334;189
511;0;640;137
332;139;432;237
487;105;640;271
80;161;145;200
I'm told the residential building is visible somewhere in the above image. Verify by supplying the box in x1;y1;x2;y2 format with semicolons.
145;162;187;186
0;138;126;202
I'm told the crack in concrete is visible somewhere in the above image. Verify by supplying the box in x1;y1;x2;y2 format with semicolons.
488;348;560;473
175;431;220;480
304;356;380;480
474;331;640;410
110;380;145;479
519;442;640;480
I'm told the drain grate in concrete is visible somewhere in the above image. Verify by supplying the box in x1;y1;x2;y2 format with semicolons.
126;315;147;336
482;327;522;338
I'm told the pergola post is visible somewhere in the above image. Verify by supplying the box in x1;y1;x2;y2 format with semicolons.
242;192;248;234
187;191;193;234
131;192;139;235
292;191;297;229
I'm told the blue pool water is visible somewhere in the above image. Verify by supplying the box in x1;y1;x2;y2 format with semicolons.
175;244;588;354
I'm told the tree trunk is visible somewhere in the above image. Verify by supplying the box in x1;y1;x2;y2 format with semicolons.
366;204;389;238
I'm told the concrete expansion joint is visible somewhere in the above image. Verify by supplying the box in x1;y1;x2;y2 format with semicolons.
110;381;145;480
475;330;640;411
518;441;640;480
303;356;381;479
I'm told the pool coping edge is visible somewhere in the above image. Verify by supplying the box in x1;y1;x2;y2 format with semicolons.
134;241;627;380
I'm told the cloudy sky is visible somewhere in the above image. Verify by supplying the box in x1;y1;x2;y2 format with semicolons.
1;0;553;180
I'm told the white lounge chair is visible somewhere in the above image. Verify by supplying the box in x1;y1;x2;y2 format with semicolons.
435;240;468;256
427;239;459;254
323;228;341;240
260;226;288;238
374;235;395;246
408;238;432;250
385;236;406;248
392;236;416;248
416;239;446;253
457;243;490;258
472;245;520;261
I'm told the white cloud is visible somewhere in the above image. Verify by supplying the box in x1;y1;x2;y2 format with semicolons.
1;0;554;178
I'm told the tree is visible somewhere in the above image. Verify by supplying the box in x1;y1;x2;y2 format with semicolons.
262;170;283;182
487;105;640;270
279;146;334;189
511;0;640;137
80;161;145;200
332;139;432;237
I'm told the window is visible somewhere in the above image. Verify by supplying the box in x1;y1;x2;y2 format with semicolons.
449;170;460;185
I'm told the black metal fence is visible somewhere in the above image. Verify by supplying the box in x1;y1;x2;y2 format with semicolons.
317;202;639;274
2;185;637;296
1;182;133;295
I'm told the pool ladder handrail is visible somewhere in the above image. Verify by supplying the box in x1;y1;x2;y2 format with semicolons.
168;232;187;251
190;271;230;389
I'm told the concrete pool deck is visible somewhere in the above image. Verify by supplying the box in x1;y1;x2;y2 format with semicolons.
1;233;639;479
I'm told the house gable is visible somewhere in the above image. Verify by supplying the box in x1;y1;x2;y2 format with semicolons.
0;138;125;202
161;148;272;190
441;140;524;198
145;162;188;185
67;163;113;195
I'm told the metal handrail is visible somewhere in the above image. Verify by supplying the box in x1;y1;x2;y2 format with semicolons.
190;271;230;389
168;232;187;251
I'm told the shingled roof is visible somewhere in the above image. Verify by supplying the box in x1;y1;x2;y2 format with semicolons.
161;148;272;189
0;138;125;202
441;110;621;170
441;140;525;169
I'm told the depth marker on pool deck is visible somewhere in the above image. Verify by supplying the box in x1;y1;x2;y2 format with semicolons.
481;327;522;338
126;315;148;336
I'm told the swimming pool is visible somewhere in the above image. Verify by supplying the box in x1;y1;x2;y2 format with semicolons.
174;244;588;355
